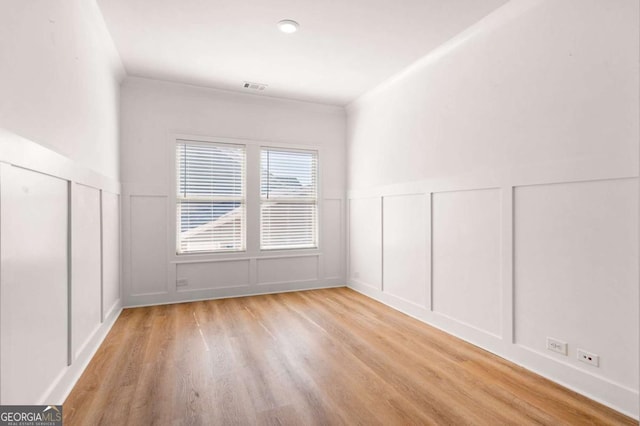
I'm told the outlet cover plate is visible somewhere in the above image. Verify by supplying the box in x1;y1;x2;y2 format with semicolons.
546;337;567;355
577;349;599;367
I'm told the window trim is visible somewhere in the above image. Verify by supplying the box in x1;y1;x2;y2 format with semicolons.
169;134;323;264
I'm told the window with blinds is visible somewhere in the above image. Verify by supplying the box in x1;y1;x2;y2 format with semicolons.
260;148;318;250
176;141;245;254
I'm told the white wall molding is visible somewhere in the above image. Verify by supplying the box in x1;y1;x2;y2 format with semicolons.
42;306;122;405
500;186;515;343
126;279;344;308
0;130;122;405
348;164;638;201
122;184;346;306
0;129;121;194
123;185;344;305
347;174;639;418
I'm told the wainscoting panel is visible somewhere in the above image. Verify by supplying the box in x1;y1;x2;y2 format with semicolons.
432;188;502;336
514;178;639;390
102;191;120;319
348;197;382;289
0;166;69;403
130;195;168;296
123;181;345;306
0;131;122;406
71;183;102;360
257;255;319;285
347;172;639;417
177;259;250;291
322;198;343;279
382;193;428;307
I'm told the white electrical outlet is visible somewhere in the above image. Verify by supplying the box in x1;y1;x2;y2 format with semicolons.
176;278;188;287
577;349;599;367
546;337;567;355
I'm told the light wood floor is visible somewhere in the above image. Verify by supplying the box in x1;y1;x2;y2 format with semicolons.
64;288;635;425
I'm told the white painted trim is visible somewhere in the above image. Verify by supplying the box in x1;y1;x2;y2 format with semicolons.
73;322;103;362
174;133;326;151
176;284;251;293
40;303;122;405
126;281;345;309
380;196;385;293
99;189;105;323
0;129;120;194
348;168;638;201
0;130;123;405
0;163;4;403
123;75;347;111
129;290;170;297
347;174;640;419
349;278;378;290
426;192;433;311
66;181;73;367
500;186;514;343
256;278;319;287
170;251;322;264
431;310;503;340
103;299;120;322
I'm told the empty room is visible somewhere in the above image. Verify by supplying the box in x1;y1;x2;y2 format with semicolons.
0;0;638;424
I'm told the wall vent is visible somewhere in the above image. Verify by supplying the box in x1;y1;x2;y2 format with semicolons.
243;81;268;91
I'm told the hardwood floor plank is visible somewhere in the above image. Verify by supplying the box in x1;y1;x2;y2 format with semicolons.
307;290;561;424
64;288;636;425
291;291;526;425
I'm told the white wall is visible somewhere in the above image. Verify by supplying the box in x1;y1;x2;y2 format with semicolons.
0;0;123;405
0;0;124;180
120;77;346;306
346;0;639;418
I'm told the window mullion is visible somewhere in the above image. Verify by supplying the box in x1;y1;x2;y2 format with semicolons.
245;144;261;255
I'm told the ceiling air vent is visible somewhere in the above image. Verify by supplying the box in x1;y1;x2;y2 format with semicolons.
243;81;268;91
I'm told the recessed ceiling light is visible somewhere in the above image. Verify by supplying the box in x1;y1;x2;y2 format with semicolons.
277;19;299;34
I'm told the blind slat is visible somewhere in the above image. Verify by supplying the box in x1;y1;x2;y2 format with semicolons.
176;142;246;253
260;148;318;250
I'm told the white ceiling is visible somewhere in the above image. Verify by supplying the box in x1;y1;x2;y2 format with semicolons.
98;0;508;105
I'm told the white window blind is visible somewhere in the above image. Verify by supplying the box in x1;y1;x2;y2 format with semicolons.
260;148;318;250
176;141;245;254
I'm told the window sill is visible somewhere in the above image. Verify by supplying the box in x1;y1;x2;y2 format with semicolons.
170;248;322;264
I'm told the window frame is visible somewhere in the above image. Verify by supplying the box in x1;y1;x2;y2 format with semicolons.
169;134;323;263
259;146;319;251
175;139;247;255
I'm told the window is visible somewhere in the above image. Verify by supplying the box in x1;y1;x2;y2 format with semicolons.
261;148;318;250
176;141;245;254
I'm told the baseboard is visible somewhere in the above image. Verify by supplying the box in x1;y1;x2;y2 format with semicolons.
40;301;123;405
124;278;345;308
125;281;346;308
347;281;639;420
